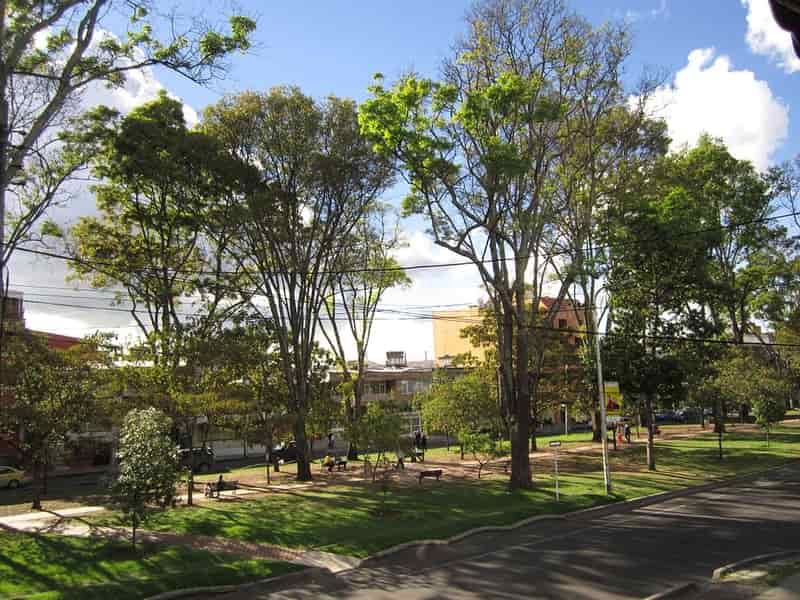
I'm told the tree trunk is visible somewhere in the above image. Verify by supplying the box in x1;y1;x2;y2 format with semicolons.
530;431;537;452
132;513;138;550
264;433;272;485
591;408;602;442
186;470;193;506
510;330;532;489
645;394;656;471
31;460;42;510
293;415;312;481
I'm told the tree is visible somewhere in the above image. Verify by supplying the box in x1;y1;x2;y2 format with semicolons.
319;202;409;459
607;160;713;470
671;137;792;344
203;87;394;481
70;92;254;374
416;364;501;459
350;403;403;483
713;349;788;447
0;332;105;509
113;407;179;548
360;0;645;489
0;0;255;296
461;431;503;479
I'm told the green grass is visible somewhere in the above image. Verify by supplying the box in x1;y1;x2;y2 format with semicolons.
0;531;300;600
93;425;799;558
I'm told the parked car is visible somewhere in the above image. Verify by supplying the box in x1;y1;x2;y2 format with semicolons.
0;465;25;489
178;447;215;473
270;441;298;464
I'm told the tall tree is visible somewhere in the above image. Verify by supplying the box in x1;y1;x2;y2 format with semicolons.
70;92;254;373
318;202;409;458
203;87;394;481
0;0;255;294
360;0;645;489
606;164;712;470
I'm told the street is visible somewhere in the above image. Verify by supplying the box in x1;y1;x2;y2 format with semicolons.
220;463;800;599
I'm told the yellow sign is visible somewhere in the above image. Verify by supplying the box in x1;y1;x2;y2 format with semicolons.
604;381;623;415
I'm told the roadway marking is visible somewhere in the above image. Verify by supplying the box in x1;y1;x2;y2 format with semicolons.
634;508;759;523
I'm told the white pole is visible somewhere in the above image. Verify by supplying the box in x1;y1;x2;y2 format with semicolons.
554;446;559;501
595;325;612;495
564;404;568;436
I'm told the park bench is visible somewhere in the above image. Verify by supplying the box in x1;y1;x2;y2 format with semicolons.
204;480;239;498
418;469;443;484
322;459;348;472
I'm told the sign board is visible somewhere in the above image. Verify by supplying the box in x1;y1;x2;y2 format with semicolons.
549;441;561;448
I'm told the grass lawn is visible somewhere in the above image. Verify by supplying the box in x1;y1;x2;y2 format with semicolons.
96;424;799;558
0;531;299;600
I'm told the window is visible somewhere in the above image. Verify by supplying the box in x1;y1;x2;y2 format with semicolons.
415;381;430;393
368;382;387;395
399;380;412;395
558;318;568;329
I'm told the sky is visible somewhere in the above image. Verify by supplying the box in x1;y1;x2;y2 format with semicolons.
14;0;800;362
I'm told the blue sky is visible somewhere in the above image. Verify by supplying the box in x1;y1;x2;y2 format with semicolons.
19;0;800;360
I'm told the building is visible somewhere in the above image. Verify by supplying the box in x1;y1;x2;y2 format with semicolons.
432;297;584;367
330;351;434;408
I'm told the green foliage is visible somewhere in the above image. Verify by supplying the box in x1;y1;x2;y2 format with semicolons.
113;407;180;547
348;403;403;482
460;431;503;479
0;332;106;506
0;1;255;285
416;366;501;438
202;86;394;481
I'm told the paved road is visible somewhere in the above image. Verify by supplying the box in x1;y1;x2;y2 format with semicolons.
218;463;800;599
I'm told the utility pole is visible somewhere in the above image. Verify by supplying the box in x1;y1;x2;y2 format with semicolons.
594;325;612;495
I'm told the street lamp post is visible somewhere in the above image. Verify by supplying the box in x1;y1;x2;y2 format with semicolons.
562;403;568;436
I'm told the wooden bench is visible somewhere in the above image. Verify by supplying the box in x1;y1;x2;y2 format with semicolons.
418;469;443;484
204;480;239;498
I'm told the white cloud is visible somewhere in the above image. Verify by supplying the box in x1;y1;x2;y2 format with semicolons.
742;0;800;73
620;0;669;23
644;48;789;170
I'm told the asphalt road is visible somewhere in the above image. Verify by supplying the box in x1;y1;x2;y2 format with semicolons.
222;462;800;600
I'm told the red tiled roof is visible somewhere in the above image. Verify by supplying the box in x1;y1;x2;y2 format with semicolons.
27;330;82;350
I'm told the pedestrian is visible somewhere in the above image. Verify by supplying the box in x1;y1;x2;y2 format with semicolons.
624;423;631;444
414;430;421;449
421;433;427;452
328;432;334;450
396;447;405;470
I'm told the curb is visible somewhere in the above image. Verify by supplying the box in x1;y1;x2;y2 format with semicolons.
567;459;800;522
348;459;800;569
144;567;328;600
643;582;700;599
360;513;565;564
711;550;800;581
148;459;800;598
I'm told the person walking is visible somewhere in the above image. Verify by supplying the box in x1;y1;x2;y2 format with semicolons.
327;432;334;450
624;423;632;444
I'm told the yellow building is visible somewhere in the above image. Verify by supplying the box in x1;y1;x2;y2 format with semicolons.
432;298;583;367
432;306;486;366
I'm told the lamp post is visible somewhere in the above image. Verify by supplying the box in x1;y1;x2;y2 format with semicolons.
562;403;568;436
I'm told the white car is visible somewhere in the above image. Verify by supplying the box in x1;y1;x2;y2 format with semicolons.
0;465;25;489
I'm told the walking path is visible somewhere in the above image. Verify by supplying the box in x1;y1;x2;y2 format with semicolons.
0;506;360;573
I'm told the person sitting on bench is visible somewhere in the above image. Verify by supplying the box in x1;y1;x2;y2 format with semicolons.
322;454;335;472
